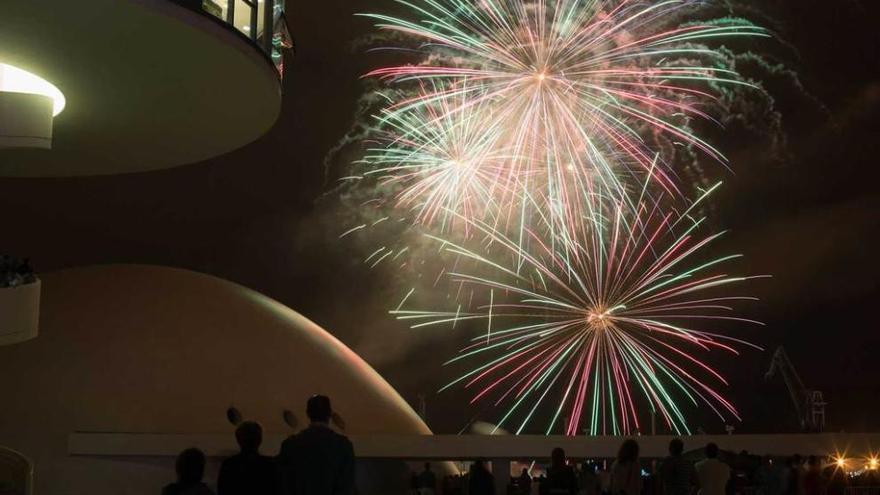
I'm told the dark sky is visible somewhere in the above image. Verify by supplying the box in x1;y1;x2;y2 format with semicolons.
2;0;879;434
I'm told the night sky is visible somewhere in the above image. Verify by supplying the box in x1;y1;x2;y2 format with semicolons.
2;0;879;434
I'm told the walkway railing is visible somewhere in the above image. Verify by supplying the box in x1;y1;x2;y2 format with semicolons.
69;432;880;459
177;0;293;76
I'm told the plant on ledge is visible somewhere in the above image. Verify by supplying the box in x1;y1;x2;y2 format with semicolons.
0;255;37;288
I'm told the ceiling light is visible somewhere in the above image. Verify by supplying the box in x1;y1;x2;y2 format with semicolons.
0;63;66;116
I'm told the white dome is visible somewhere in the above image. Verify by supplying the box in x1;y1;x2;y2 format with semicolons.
0;264;429;493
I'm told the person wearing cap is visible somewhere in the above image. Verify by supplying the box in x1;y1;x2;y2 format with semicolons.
277;395;355;495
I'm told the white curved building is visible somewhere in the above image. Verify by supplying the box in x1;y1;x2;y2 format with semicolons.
0;0;287;175
0;265;430;494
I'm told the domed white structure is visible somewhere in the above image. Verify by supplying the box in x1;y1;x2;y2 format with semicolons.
0;264;429;494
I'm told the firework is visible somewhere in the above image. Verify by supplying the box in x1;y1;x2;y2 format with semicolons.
392;187;763;435
359;85;519;236
360;0;768;236
347;0;772;434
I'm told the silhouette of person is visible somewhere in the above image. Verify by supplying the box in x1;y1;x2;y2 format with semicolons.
786;455;805;495
162;448;215;495
469;460;495;495
579;462;601;495
217;421;277;495
802;456;826;495
546;448;579;495
519;467;533;495
660;438;695;495
411;472;421;495
419;462;438;495
610;439;642;495
694;443;729;495
277;395;355;495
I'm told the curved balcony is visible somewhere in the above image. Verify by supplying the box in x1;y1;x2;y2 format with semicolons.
0;0;291;177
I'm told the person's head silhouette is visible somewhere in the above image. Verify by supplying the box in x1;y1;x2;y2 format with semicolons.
175;448;206;485
235;421;263;453
307;394;332;424
669;438;684;456
617;439;640;464
705;443;719;459
552;447;566;468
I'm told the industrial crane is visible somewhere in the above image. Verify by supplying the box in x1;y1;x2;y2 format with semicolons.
765;346;827;432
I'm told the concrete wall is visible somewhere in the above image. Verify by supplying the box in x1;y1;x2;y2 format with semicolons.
70;432;880;460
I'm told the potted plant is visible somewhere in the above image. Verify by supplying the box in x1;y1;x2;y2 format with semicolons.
0;256;40;345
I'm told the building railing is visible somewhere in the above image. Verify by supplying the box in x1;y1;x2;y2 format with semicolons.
69;432;880;460
177;0;293;76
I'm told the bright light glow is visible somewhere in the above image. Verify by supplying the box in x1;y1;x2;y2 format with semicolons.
836;457;846;468
0;63;66;116
868;457;878;470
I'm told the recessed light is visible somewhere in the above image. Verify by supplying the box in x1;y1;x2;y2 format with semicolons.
0;63;66;116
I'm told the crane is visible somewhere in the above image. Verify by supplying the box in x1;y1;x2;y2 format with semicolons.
765;346;827;432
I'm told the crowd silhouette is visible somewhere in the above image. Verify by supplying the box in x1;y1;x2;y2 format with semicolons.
163;411;877;495
420;438;874;495
162;395;354;495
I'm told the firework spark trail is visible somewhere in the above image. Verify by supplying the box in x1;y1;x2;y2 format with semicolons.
359;0;770;238
357;85;521;236
345;0;774;435
391;188;764;435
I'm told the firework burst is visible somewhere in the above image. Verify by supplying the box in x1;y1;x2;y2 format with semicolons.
392;187;764;435
344;0;775;434
359;86;518;236
359;0;769;236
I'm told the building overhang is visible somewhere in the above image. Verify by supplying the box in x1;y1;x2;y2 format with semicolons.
0;0;282;176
